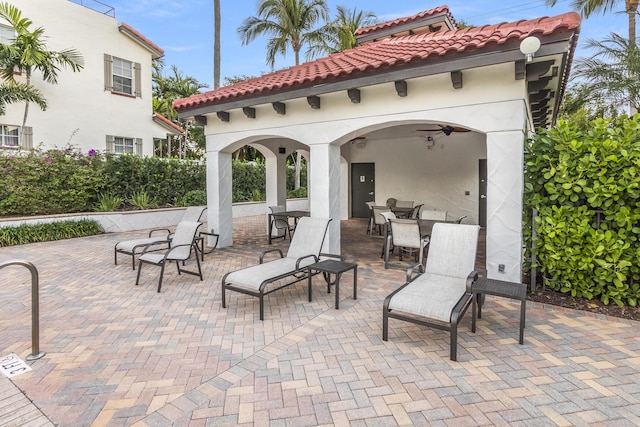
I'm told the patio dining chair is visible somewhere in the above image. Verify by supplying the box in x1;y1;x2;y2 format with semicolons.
269;205;295;241
135;221;203;293
411;204;424;219
114;206;207;269
384;218;429;269
395;200;414;208
420;209;448;221
365;201;376;235
221;217;331;320
382;223;483;361
371;206;391;236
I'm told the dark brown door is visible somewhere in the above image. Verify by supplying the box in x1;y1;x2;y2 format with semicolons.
479;159;487;228
351;163;375;218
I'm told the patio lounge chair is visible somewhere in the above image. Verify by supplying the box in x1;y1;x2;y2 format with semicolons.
114;206;206;269
221;216;331;320
382;223;483;361
135;221;203;292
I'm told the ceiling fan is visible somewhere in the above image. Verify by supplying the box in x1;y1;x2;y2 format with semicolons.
416;125;471;136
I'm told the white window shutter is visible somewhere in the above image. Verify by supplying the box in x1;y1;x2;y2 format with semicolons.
135;137;143;155
106;134;114;153
134;62;141;97
21;126;33;150
104;54;113;91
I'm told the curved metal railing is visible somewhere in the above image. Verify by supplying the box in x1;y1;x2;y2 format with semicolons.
0;260;45;361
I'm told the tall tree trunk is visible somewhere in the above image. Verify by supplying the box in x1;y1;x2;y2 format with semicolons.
214;0;221;89
21;71;31;144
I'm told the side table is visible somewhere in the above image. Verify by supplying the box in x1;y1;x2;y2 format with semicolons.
307;260;357;309
472;277;527;344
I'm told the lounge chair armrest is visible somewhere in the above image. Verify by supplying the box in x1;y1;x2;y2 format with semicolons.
199;230;220;248
148;228;172;238
406;263;424;282
139;239;171;254
295;254;318;269
260;248;284;263
465;269;487;292
319;252;344;261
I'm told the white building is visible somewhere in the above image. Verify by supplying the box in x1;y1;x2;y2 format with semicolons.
0;0;182;155
175;6;581;283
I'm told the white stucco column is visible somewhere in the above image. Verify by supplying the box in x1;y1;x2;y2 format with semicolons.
309;143;341;255
485;130;524;282
207;150;233;247
265;153;287;208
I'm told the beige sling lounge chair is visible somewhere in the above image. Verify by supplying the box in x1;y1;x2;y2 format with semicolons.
382;223;483;361
221;217;331;320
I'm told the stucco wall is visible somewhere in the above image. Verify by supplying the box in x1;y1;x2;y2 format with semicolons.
1;0;163;155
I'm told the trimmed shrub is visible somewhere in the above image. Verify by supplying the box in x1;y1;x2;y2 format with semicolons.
0;219;103;246
525;114;640;306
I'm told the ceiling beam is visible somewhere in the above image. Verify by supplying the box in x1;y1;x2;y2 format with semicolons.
307;95;321;109
242;107;256;119
450;71;463;89
526;60;555;81
194;115;207;125
394;80;407;97
515;60;525;80
216;111;230;122
347;88;361;103
272;101;286;115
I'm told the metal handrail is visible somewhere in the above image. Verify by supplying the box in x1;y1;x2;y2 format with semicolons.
0;260;45;361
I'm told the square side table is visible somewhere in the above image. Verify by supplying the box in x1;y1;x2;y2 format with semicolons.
307;260;357;309
472;277;527;344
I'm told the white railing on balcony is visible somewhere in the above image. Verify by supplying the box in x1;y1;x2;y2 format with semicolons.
69;0;115;18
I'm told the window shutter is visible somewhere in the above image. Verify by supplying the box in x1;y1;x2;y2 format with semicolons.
135;137;143;155
106;134;114;153
104;54;113;91
21;126;33;150
134;62;141;97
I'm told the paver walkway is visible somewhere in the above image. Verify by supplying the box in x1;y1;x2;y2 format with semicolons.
0;216;639;426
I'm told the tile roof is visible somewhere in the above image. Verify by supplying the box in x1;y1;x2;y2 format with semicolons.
174;11;580;112
119;23;164;59
153;113;184;134
354;5;456;37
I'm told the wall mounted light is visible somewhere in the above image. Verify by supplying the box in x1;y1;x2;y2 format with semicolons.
519;36;541;62
278;147;286;154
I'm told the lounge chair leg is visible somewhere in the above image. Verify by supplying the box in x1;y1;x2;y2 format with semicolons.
131;254;136;270
259;295;264;321
221;283;226;308
135;261;143;285
450;324;458;361
157;264;166;293
195;254;203;280
382;310;389;341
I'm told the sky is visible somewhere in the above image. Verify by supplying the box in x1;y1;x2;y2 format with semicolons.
99;0;627;90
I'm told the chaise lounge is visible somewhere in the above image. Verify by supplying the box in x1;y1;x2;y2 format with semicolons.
221;216;331;320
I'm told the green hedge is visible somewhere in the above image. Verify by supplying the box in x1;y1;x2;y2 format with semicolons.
525;115;640;306
0;219;103;246
0;147;307;217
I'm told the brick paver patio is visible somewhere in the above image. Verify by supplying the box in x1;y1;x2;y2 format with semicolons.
1;215;639;426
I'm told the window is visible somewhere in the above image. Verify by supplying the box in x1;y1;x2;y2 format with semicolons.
106;135;143;155
114;136;134;153
0;24;14;45
104;54;141;97
0;125;19;147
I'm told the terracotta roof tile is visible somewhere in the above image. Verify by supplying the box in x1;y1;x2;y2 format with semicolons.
153;113;184;134
174;11;580;112
354;5;456;37
119;23;164;58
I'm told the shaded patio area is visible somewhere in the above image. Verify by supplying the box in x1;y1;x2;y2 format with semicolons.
1;216;639;426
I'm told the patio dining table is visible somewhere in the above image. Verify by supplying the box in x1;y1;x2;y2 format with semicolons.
390;206;414;218
268;210;310;244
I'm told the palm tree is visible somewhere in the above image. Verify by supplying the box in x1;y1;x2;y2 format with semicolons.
237;0;330;68
572;33;640;114
214;0;221;89
0;81;46;115
306;6;377;60
0;2;83;131
545;0;638;44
